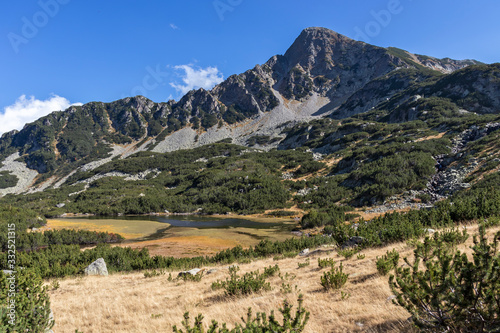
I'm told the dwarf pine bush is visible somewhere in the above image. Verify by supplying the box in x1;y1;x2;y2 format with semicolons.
317;258;335;269
376;249;400;276
320;263;348;291
172;295;309;332
389;225;500;332
0;269;54;332
211;266;271;297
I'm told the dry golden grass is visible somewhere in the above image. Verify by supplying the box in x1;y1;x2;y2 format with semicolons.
354;208;412;222
119;235;240;257
48;224;499;333
414;132;446;142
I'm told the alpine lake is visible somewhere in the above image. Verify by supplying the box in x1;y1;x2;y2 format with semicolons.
45;215;299;257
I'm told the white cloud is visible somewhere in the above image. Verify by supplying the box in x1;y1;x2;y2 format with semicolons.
170;65;224;96
170;23;179;30
0;95;82;135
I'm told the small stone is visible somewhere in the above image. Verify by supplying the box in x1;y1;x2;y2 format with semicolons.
299;248;309;256
206;268;218;275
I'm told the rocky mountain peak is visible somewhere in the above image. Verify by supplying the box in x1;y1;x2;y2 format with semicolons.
281;27;364;74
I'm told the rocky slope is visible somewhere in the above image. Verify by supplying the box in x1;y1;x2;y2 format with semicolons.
0;27;496;196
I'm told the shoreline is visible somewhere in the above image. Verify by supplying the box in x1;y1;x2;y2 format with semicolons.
54;211;302;224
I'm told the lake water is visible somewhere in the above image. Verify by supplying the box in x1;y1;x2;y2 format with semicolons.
52;215;295;242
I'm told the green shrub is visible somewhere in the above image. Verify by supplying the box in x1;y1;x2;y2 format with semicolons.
376;249;400;276
389;226;500;332
337;247;358;259
144;269;166;278
320;263;349;291
317;258;336;269
237;258;252;265
173;295;309;332
265;211;297;217
280;282;295;294
340;291;351;300
262;264;280;278
0;171;18;189
0;269;54;332
50;280;60;290
212;266;271;297
273;252;298;261
481;216;500;229
297;259;310;268
431;227;469;248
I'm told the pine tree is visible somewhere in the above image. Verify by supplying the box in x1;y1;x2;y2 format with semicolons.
0;269;54;332
389;226;500;332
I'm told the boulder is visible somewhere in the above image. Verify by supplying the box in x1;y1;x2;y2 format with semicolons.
299;248;310;256
178;268;202;278
84;258;108;276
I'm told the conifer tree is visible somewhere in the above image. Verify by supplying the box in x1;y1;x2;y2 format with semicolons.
389;226;500;332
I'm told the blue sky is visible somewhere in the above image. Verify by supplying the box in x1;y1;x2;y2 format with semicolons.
1;0;499;134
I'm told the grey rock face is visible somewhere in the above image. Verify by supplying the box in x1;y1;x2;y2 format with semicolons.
84;258;108;276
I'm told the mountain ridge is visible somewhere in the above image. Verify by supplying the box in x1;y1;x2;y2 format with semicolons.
0;27;496;197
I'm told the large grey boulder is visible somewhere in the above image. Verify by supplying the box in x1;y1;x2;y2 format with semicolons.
84;258;108;276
